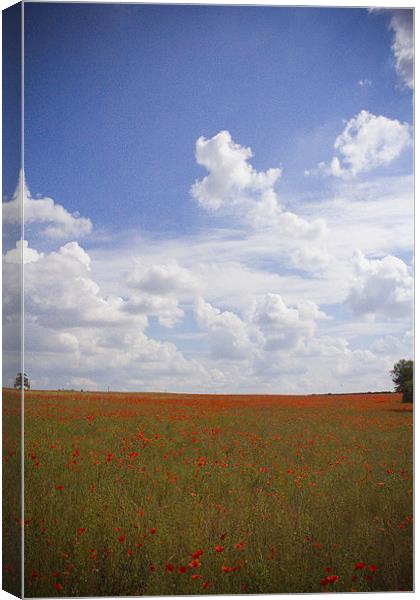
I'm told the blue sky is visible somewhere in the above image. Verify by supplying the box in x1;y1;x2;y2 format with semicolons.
3;3;414;392
20;4;412;234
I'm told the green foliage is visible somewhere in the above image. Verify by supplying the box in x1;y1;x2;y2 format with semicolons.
390;360;413;403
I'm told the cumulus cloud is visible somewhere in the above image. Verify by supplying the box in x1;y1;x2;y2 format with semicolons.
318;111;411;178
251;293;328;352
124;261;198;327
191;130;326;242
127;261;197;296
123;295;185;328
191;130;282;212
23;241;140;329
2;238;205;390
194;297;253;360
195;292;327;362
2;170;92;238
390;10;413;90
346;250;413;319
4;239;43;264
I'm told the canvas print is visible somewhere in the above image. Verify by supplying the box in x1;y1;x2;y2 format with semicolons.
2;3;413;597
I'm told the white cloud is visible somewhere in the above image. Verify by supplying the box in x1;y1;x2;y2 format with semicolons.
194;292;327;363
123;295;184;328
370;330;413;356
191;130;282;212
346;250;413;319
318;111;411;177
2;170;92;239
2;239;208;391
127;261;197;296
194;297;253;360
190;131;327;248
123;261;198;327
390;10;413;90
4;239;43;264
251;293;328;352
23;241;142;329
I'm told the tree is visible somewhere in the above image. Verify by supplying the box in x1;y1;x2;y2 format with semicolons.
14;372;30;390
390;359;413;403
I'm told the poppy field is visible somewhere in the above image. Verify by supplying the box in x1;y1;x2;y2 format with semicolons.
3;389;413;596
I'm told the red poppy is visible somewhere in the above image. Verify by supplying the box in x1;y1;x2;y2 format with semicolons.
192;549;204;559
235;541;245;550
222;566;238;573
77;528;86;536
189;559;201;568
53;583;63;591
320;575;339;586
31;570;39;578
150;565;157;572
178;566;187;574
354;562;366;570
166;563;174;573
191;574;202;580
324;567;332;573
55;485;64;491
215;545;224;553
118;534;126;542
202;581;210;589
150;528;157;535
369;565;379;573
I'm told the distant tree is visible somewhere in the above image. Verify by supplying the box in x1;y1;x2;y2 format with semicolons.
14;372;30;390
390;359;413;403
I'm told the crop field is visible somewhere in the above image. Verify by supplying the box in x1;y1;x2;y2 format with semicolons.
3;389;413;596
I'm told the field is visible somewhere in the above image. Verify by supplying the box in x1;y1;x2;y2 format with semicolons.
3;389;413;596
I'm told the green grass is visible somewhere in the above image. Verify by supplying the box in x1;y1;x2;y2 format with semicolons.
4;389;412;596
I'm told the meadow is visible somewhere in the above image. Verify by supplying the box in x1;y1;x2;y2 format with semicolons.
3;389;413;596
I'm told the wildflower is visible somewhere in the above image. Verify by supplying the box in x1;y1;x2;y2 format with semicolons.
215;545;224;553
235;541;245;550
222;566;238;573
189;559;200;568
77;528;86;536
191;549;204;559
150;564;157;572
178;566;187;574
166;563;174;573
31;569;39;578
202;581;210;589
118;534;126;542
55;485;64;491
53;583;63;591
320;575;339;586
368;565;379;573
191;574;202;580
150;528;157;535
354;562;366;570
